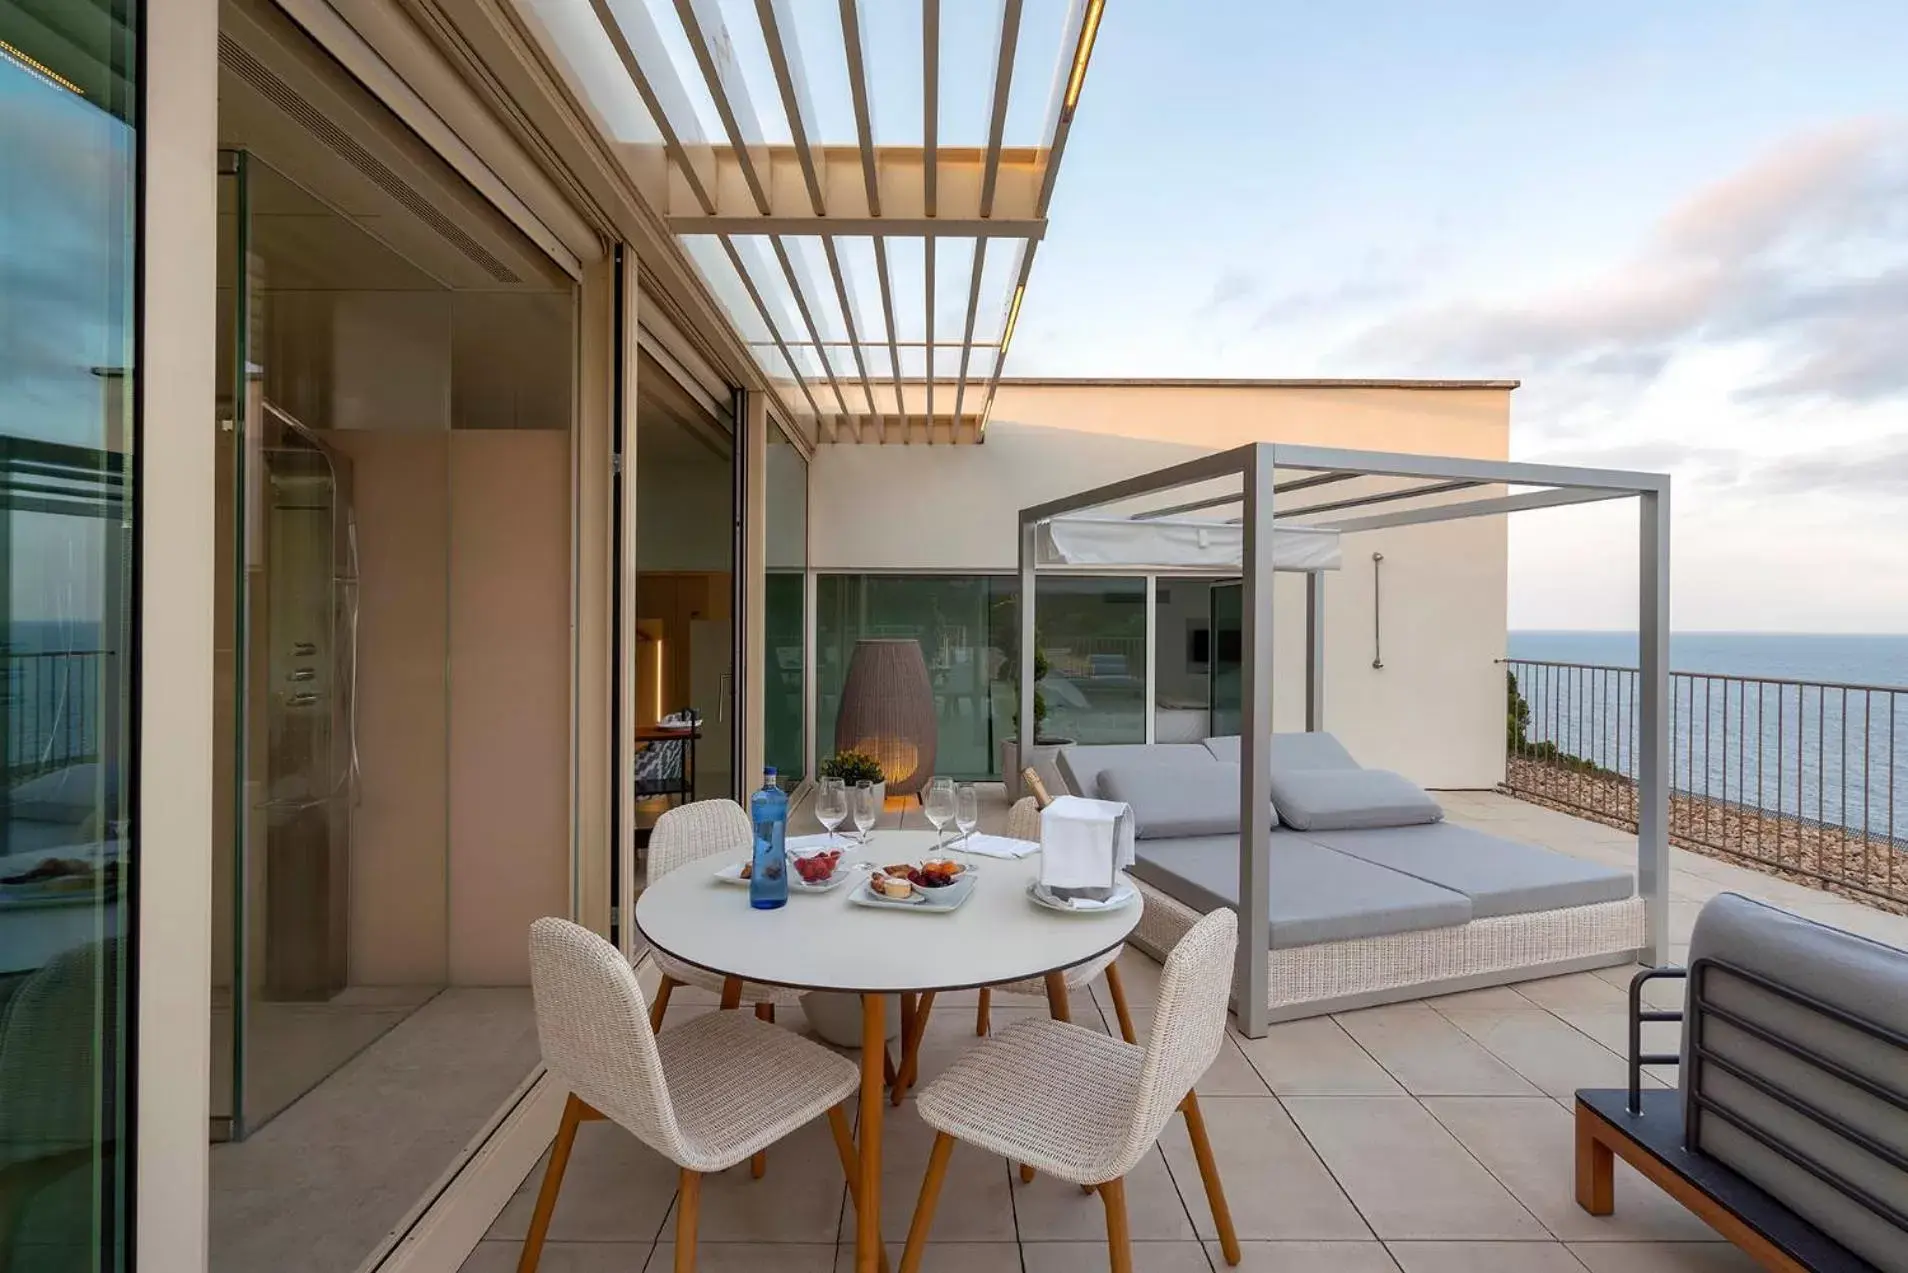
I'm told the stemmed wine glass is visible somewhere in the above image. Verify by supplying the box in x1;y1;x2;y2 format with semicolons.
816;777;847;849
953;783;980;868
923;777;956;854
852;779;879;845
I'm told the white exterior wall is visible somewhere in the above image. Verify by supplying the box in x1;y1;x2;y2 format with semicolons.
809;382;1513;789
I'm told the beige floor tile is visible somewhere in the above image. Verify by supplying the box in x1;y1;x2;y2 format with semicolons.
646;1242;836;1271
1433;1009;1634;1098
487;1121;680;1242
831;1242;1024;1273
1421;1098;1720;1242
1565;1242;1760;1272
1216;1240;1401;1271
1014;1149;1196;1242
460;1239;648;1272
1020;1240;1215;1273
1333;1004;1541;1096
680;1118;850;1243
858;1105;1019;1243
1155;1096;1370;1241
1281;1097;1547;1240
1425;984;1541;1011
1232;1017;1404;1096
1386;1240;1588;1272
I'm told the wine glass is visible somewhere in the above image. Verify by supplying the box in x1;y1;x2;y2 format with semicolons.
923;777;956;853
816;777;847;848
852;779;879;845
953;783;980;867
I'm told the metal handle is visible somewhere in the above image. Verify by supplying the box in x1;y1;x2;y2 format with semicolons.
1371;552;1385;669
717;673;729;723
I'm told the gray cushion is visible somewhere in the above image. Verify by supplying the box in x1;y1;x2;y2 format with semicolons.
1202;732;1362;772
1269;768;1443;831
1055;743;1214;799
1130;833;1472;949
1098;763;1261;838
1681;893;1908;1272
1296;823;1634;918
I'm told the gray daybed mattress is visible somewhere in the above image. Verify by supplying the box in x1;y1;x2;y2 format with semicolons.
1130;834;1474;950
1298;822;1634;918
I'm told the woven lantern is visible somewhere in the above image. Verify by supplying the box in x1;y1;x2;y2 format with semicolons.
833;638;938;796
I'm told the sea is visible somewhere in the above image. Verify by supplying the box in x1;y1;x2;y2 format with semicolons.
1507;632;1908;842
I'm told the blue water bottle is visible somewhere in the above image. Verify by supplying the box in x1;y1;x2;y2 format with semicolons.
749;767;789;910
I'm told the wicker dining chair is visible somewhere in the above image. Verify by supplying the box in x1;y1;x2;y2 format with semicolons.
972;796;1138;1044
899;907;1242;1273
521;918;878;1273
646;799;805;1029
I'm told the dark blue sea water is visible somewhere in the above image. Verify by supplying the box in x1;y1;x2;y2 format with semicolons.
1507;632;1908;842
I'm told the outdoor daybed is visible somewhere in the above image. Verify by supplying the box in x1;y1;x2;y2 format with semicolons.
1057;732;1646;1020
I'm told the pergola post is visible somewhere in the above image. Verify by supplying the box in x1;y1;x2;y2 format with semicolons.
1019;519;1038;783
1304;572;1326;732
1637;488;1672;964
1236;445;1276;1038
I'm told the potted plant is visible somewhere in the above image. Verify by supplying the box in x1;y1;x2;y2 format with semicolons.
818;748;886;809
998;641;1076;800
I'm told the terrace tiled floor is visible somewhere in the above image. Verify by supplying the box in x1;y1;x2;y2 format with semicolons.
463;789;1908;1273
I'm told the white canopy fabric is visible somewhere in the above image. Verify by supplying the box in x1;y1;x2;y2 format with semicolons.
1038;516;1341;572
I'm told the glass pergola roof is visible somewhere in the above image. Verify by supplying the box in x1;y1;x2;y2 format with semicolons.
518;0;1103;442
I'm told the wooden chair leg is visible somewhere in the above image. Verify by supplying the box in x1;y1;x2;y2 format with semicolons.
755;1002;774;1023
1181;1094;1239;1265
1575;1101;1615;1216
518;1094;588;1273
718;976;742;1010
1018;1162;1036;1184
1099;1176;1133;1273
649;975;678;1033
1104;961;1138;1045
975;987;991;1036
828;1104;891;1273
894;991;936;1104
898;1132;956;1273
673;1168;702;1273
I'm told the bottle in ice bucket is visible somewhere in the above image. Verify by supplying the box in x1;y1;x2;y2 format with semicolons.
750;767;789;910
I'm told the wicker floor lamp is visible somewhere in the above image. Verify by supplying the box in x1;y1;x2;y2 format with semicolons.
834;638;937;798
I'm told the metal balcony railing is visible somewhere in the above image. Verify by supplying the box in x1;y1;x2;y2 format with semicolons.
1504;658;1908;908
3;650;108;784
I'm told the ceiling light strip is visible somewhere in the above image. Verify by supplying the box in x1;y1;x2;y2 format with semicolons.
974;239;1037;441
979;0;1025;217
1035;0;1102;216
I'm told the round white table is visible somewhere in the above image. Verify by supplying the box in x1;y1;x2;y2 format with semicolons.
635;829;1140;1273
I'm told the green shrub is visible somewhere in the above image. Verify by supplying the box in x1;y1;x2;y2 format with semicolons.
819;749;885;785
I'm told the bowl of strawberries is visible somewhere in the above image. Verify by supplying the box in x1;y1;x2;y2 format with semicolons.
789;845;846;889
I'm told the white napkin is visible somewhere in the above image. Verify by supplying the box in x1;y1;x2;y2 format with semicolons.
956;833;1039;860
785;833;851;852
1039;795;1135;892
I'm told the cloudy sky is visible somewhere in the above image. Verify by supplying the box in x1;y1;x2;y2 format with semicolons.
1018;0;1908;633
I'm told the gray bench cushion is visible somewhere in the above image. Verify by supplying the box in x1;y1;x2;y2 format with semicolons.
1682;893;1908;1272
1270;768;1443;830
1295;822;1634;918
1202;732;1362;772
1130;834;1473;949
1055;743;1213;799
1099;762;1257;838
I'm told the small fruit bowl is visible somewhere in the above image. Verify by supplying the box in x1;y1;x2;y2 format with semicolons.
789;846;847;890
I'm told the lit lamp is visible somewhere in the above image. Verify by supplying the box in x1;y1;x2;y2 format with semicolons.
834;638;937;797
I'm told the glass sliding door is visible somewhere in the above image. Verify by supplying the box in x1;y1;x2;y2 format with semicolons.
1153;577;1227;742
634;351;736;830
1209;581;1244;738
763;424;806;781
1031;577;1149;745
0;3;138;1263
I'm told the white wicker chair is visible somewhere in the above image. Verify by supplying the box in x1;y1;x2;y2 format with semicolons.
972;796;1137;1044
646;799;804;1029
521;918;877;1273
900;908;1242;1273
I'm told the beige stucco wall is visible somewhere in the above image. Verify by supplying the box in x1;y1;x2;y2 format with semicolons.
808;381;1513;789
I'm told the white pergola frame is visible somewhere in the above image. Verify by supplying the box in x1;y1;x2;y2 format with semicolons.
1017;442;1672;1037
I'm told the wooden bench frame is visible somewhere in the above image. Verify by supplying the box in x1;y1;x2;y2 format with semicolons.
1573;962;1892;1273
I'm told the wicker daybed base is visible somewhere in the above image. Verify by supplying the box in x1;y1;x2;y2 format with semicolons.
1128;876;1646;1022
